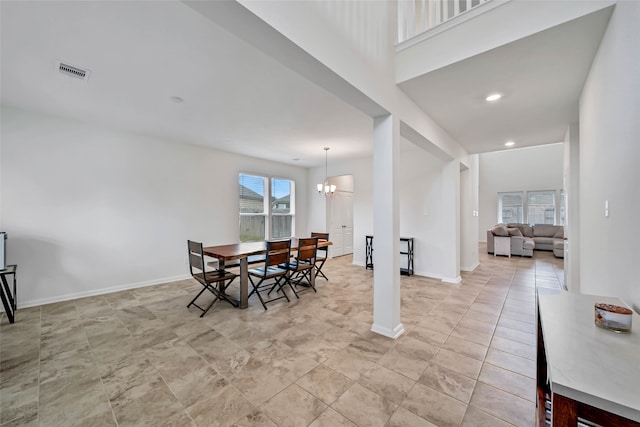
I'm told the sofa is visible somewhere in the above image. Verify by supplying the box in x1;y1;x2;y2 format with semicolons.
487;223;564;258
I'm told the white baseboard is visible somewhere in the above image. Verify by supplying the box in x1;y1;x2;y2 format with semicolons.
442;276;462;284
461;262;480;272
11;274;191;310
371;322;405;339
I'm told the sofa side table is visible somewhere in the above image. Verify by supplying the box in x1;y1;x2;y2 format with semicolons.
494;236;511;257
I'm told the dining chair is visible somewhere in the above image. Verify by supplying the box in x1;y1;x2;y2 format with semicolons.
284;237;318;294
248;240;294;310
311;232;329;280
187;240;238;317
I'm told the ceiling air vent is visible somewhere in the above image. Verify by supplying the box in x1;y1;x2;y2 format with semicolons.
56;61;91;81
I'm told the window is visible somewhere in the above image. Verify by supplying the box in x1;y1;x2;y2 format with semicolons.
239;174;267;242
271;178;294;239
239;174;295;242
498;192;523;224
527;191;555;225
497;190;562;225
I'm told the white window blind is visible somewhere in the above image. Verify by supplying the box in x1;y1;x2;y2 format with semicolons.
527;191;555;225
498;192;524;224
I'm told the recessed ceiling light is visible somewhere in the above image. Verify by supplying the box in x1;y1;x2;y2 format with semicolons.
486;93;502;102
505;141;515;147
170;96;184;103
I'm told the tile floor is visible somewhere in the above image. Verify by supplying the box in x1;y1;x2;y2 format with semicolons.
0;245;564;426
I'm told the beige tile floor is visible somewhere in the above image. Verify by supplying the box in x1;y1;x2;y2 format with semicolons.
0;245;564;427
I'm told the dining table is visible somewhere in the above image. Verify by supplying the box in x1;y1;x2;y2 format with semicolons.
203;238;331;309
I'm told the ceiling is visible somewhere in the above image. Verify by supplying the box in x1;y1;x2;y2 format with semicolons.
398;7;613;154
0;1;373;168
1;1;613;166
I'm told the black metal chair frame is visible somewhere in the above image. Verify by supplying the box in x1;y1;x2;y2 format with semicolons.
286;237;318;294
187;240;238;317
311;232;329;280
248;240;295;310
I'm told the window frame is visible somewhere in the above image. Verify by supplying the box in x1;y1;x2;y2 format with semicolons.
497;191;524;224
526;190;556;225
239;174;268;243
496;189;563;225
270;177;295;240
239;173;295;242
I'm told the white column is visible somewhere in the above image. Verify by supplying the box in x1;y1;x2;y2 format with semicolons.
441;160;461;283
371;114;404;339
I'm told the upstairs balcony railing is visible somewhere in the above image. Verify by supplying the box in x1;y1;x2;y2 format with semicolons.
398;0;491;44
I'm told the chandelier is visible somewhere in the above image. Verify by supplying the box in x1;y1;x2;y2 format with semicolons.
317;147;336;196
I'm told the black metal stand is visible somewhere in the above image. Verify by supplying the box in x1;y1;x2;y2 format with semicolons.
365;236;414;276
365;235;374;270
0;265;17;324
400;237;414;276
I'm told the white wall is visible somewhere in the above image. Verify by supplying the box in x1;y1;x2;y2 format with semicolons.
239;0;397;110
460;154;480;271
478;143;564;241
399;146;449;279
1;107;308;307
579;1;640;309
308;143;467;281
308;156;373;267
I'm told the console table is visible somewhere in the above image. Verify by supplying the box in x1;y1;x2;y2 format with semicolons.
0;264;17;324
537;291;640;426
365;236;414;276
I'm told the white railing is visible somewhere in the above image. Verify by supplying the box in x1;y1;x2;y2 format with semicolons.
398;0;491;43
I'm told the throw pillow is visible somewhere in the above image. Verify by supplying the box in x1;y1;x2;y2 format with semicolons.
554;227;564;239
508;227;523;237
520;224;533;237
491;225;509;237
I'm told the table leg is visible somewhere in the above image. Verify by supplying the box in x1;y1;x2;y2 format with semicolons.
310;259;316;289
239;257;248;309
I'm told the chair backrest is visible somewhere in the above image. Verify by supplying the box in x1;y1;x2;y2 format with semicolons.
296;237;318;264
265;240;291;268
311;232;329;254
187;240;206;276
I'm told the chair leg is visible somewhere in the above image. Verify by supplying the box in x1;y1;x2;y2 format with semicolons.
249;276;268;310
187;285;209;308
315;259;328;280
199;287;220;317
282;273;298;299
218;278;239;308
303;269;317;293
187;283;221;317
293;269;316;293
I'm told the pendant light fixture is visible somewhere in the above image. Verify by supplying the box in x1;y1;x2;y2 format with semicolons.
317;147;336;196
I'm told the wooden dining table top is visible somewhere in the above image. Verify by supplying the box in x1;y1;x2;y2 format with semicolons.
203;238;330;261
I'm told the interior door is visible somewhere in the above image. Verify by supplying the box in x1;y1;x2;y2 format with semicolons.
328;191;354;257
